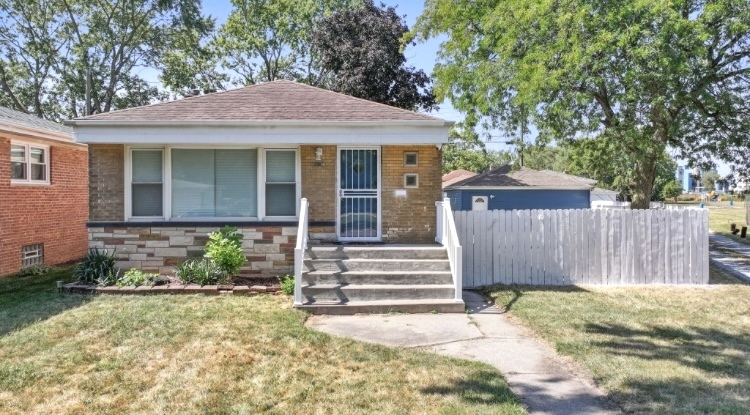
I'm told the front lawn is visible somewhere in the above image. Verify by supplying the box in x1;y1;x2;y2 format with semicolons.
485;269;750;414
0;269;524;415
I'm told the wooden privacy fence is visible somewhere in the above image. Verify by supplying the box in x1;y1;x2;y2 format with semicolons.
454;209;709;287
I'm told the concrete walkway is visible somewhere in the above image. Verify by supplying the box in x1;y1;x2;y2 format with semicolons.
709;233;750;283
307;291;619;415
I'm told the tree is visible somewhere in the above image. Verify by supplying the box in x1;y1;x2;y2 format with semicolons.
311;0;437;111
442;128;511;173
213;0;360;88
662;181;683;202
0;0;209;120
412;0;750;208
701;170;721;192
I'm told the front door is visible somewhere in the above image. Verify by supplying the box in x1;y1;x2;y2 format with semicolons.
337;147;381;241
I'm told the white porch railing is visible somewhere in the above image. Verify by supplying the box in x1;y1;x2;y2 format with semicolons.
436;198;462;302
294;198;309;306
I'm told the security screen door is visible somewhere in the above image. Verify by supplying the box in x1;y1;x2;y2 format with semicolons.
337;148;381;241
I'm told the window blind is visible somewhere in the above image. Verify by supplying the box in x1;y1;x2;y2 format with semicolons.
131;150;163;217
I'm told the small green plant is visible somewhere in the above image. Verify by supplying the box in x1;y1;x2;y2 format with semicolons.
14;265;53;277
117;268;159;287
74;248;118;285
175;258;223;285
277;274;294;295
204;226;246;281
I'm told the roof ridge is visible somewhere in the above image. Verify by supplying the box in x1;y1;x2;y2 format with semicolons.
274;79;443;121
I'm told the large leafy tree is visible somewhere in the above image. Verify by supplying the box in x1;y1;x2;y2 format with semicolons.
443;128;511;173
0;0;209;120
311;0;437;111
412;0;750;208
212;0;360;87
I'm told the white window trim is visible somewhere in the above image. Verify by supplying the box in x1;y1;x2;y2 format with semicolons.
124;145;300;222
10;141;50;185
262;148;301;221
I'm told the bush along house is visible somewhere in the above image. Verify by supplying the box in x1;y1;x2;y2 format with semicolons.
67;80;465;313
0;106;88;276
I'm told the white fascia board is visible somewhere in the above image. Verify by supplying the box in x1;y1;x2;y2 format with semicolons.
446;186;593;191
72;124;451;145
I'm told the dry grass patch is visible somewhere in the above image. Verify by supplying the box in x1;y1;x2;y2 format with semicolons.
0;269;524;415
484;270;750;414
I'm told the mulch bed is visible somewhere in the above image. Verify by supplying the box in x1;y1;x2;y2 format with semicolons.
62;282;283;296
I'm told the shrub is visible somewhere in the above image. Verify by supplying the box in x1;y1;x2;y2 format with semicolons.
661;180;683;202
277;274;295;295
175;258;223;285
204;226;246;280
117;268;159;287
74;248;118;285
14;265;53;277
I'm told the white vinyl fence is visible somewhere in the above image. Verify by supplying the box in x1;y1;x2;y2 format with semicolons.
455;209;709;287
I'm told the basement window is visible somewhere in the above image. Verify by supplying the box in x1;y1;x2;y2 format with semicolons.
21;244;44;267
404;173;419;188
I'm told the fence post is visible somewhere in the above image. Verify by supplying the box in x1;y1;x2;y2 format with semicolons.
435;200;444;243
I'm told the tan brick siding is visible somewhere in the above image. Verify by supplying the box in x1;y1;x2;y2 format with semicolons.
300;145;337;222
381;145;442;243
0;134;88;276
89;225;296;276
89;144;124;221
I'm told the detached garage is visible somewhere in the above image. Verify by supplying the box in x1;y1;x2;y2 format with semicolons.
444;165;593;211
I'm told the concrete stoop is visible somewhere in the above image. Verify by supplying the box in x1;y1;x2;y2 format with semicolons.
296;245;465;314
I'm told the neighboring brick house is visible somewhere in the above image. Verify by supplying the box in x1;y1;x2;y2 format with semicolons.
67;80;452;276
0;107;88;276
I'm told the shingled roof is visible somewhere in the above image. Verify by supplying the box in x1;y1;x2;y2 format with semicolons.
0;106;72;136
69;80;449;124
442;169;477;188
445;165;594;189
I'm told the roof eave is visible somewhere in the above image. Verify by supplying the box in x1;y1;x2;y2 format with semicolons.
445;185;594;191
0;122;77;144
64;119;454;128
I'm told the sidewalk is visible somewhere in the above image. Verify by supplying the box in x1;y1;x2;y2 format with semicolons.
307;291;619;415
709;233;750;283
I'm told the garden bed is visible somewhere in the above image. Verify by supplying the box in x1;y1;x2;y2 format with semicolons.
62;282;282;295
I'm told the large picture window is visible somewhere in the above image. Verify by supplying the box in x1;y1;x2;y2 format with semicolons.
131;150;163;217
171;149;258;218
265;150;297;217
11;142;49;184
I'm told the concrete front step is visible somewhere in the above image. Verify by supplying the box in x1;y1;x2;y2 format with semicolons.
307;245;448;260
302;284;455;302
304;259;451;272
303;270;454;285
297;299;466;315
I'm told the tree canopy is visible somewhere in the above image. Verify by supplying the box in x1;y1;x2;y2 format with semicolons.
311;0;437;111
412;0;750;208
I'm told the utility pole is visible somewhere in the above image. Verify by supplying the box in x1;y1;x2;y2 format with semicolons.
85;68;92;116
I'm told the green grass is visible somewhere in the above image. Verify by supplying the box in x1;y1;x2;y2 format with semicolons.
707;206;750;245
484;269;750;415
0;268;524;415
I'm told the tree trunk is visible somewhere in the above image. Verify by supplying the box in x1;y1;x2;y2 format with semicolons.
630;151;659;209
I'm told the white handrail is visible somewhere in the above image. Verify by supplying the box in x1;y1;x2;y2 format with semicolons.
294;198;309;306
437;198;462;302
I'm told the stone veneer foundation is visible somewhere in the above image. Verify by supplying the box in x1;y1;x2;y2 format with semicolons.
88;225;298;276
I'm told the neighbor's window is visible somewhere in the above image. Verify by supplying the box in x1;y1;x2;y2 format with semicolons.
131;149;163;217
265;149;297;217
11;143;49;184
171;149;258;218
404;152;418;166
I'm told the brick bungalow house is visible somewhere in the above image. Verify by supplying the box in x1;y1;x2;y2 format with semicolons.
67;81;462;311
0;107;88;276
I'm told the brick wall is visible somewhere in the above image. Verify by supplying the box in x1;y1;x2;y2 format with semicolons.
381;145;442;243
89;144;124;221
0;133;89;276
88;225;296;276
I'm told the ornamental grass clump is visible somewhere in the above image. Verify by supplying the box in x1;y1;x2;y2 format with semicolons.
204;226;246;282
175;258;224;285
74;248;119;285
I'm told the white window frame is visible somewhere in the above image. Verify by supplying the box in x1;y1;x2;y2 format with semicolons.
124;145;300;222
404;152;418;166
10;141;50;185
125;148;165;221
261;148;301;221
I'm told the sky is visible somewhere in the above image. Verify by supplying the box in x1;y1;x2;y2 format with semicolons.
144;0;729;176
